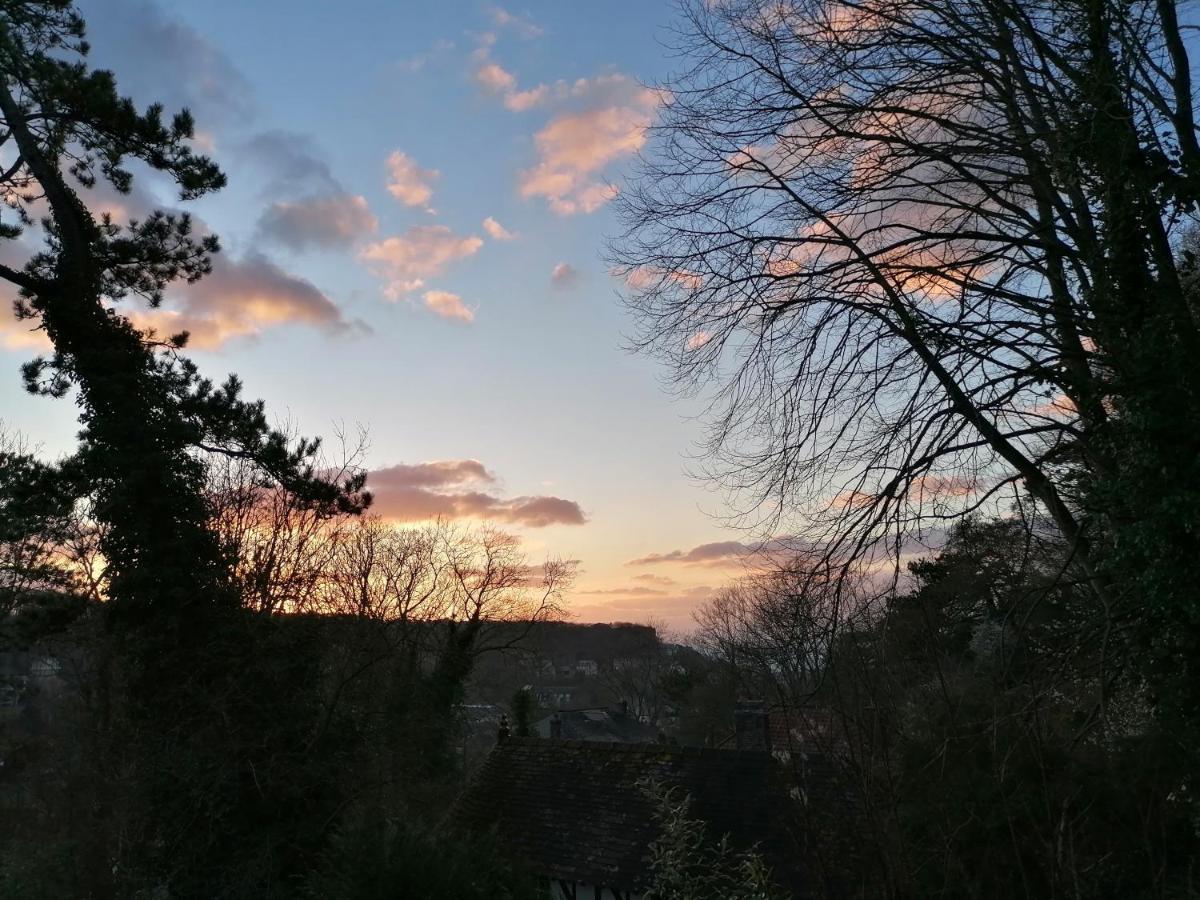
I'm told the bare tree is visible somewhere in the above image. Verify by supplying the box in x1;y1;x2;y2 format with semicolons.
612;0;1200;599
207;428;368;614
696;553;867;705
306;517;574;746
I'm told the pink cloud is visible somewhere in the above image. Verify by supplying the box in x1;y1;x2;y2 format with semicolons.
367;460;586;527
519;75;662;215
505;85;549;111
359;225;484;298
423;289;475;323
474;60;517;94
376;459;495;487
385;150;439;209
482;216;518;240
628;540;753;567
472;45;550;112
619;264;703;292
130;252;361;349
257;193;378;250
550;261;580;287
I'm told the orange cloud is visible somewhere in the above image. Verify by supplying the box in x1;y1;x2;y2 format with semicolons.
519;75;662;215
0;293;50;351
1028;394;1077;418
482;216;518;240
423;289;475;323
367;460;586;527
385;150;439;209
359;225;484;298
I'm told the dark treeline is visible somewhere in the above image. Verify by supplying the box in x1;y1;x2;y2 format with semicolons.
695;517;1194;897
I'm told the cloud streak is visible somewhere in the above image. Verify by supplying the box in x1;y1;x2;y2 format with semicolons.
367;460;586;527
482;216;518;240
628;540;756;567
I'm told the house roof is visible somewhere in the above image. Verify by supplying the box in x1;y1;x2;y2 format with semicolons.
532;707;659;743
449;737;836;893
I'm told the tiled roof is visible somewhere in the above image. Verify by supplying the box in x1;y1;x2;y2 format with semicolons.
449;737;834;893
531;708;659;743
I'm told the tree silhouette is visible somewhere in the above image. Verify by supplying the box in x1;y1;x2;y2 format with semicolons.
612;0;1200;778
0;5;368;892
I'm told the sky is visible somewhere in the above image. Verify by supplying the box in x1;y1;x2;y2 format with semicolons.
0;0;774;634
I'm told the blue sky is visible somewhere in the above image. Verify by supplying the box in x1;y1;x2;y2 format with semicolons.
0;0;758;631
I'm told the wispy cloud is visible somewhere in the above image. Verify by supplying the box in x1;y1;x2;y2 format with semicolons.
487;4;545;39
396;38;455;72
78;0;252;132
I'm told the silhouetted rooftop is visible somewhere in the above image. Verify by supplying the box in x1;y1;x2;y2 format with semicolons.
449;737;848;894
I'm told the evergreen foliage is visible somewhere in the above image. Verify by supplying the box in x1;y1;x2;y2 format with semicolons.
642;782;785;900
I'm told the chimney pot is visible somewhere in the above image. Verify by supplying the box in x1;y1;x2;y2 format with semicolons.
734;700;770;751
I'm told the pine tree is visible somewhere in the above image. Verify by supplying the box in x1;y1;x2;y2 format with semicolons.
0;5;368;893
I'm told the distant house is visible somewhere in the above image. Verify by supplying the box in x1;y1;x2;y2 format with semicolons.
532;685;576;708
532;706;658;744
0;651;63;711
451;726;867;899
575;658;599;677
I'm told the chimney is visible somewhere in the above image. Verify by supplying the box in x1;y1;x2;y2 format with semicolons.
734;700;770;751
549;712;563;739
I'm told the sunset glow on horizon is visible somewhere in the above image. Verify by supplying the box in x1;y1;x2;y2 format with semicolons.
0;0;761;633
